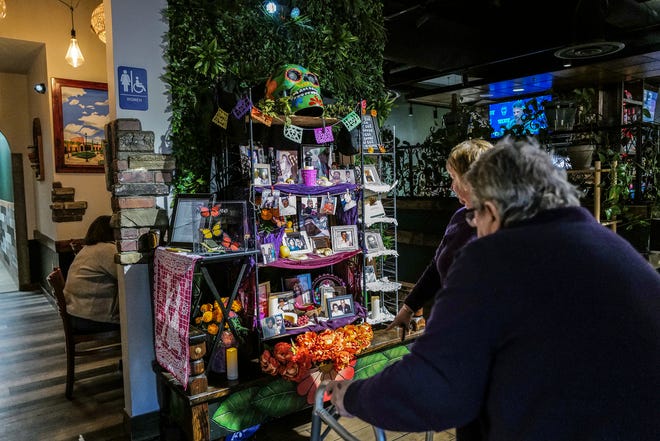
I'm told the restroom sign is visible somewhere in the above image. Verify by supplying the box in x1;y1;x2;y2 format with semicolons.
118;66;148;110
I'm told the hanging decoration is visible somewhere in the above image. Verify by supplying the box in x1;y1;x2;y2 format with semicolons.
265;64;324;117
212;108;229;129
90;3;106;43
283;124;303;143
314;126;334;144
341;111;361;132
250;107;273;127
232;96;252;119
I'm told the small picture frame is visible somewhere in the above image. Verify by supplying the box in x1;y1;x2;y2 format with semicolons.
319;195;337;215
276;150;299;183
283;273;313;305
254;163;271;186
261;314;287;339
279;195;297;216
269;291;296;316
364;198;386;222
331;225;359;252
326;294;355;319
339;190;357;211
364;265;377;283
258;281;271;319
302;145;332;178
300;196;318;216
260;243;276;264
282;231;313;255
363;165;380;185
364;231;385;253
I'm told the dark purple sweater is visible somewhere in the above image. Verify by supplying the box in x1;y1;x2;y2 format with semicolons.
346;207;660;440
404;206;477;311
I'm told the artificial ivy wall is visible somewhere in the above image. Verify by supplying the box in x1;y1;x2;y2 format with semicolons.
165;0;387;191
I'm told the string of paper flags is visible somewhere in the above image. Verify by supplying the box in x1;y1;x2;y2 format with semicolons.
211;95;374;145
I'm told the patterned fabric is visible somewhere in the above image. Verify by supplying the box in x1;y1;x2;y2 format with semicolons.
153;247;201;389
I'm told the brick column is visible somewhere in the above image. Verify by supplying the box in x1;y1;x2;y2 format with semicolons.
106;118;175;264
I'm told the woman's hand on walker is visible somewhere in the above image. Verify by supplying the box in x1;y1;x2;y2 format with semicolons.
326;380;354;418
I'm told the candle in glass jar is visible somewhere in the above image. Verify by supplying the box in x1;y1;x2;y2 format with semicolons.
226;347;238;380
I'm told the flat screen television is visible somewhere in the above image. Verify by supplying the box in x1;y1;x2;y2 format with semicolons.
489;94;552;138
643;89;657;122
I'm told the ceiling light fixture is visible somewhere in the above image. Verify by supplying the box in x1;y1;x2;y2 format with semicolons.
34;83;47;94
90;3;106;44
554;41;625;60
59;0;85;68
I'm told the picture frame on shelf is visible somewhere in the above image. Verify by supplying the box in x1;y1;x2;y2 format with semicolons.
331;225;359;252
261;314;287;339
300;214;329;238
300;196;318;216
364;197;386;222
364;265;377;283
257;281;271;319
268;291;296;316
283;273;313;305
340;190;357;210
254;163;271;186
282;231;313;255
260;188;280;208
167;193;212;248
364;231;385;253
302;145;332;178
327;294;355;319
363;165;380;185
51;78;109;173
260;243;276;264
276;150;298;183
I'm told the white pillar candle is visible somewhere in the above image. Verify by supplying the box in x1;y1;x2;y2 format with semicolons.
226;347;238;380
268;297;279;317
372;297;380;320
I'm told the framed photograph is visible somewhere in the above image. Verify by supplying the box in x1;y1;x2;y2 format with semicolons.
279;195;297;216
340;190;357;211
261;314;287;339
268;291;296;316
302;145;332;178
51;78;109;173
363;165;381;185
257;281;271;319
168;193;212;248
326;294;355;319
276;150;298;183
364;231;385;253
283;273;313;305
300;196;318;216
254;163;271;186
364;198;386;222
319;195;337;215
282;231;313;255
331;225;359;252
364;265;377;283
312;236;331;250
301;215;329;238
260;243;276;264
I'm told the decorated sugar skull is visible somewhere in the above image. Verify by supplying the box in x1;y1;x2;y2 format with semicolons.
265;64;324;116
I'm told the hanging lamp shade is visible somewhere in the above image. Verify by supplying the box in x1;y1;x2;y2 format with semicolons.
65;30;85;68
90;3;106;43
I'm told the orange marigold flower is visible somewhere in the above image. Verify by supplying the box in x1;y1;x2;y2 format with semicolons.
202;311;213;323
212;308;223;322
194;316;203;325
207;323;219;335
231;299;242;312
200;303;212;313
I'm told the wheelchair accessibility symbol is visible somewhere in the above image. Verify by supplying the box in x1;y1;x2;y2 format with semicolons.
118;66;148;110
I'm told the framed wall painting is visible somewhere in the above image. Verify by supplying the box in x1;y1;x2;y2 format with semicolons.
51;78;109;173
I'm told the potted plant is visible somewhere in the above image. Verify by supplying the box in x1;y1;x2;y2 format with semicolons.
563;87;601;169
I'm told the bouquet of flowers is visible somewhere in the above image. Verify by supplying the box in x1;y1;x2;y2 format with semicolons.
260;323;373;382
193;297;248;338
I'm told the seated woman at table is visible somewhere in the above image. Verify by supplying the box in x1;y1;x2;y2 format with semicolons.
64;215;120;332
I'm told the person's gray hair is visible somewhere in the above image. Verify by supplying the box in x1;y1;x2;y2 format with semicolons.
465;137;581;227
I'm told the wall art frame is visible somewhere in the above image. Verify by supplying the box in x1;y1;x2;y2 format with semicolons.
52;78;109;173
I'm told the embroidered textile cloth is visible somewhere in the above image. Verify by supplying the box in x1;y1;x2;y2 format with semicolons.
154;247;201;389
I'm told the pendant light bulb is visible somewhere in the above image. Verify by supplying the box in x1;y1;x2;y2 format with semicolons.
62;2;84;68
66;30;85;68
0;0;7;19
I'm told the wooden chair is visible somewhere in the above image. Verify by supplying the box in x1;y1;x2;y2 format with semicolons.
46;267;122;399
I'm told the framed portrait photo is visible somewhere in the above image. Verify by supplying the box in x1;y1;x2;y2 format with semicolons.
363;165;381;185
302;145;332;178
258;281;271;319
364;264;377;283
261;313;287;339
364;231;385;253
260;243;277;264
254;163;271;186
326;294;355;319
319;195;337;215
331;225;359;252
52;78;109;173
282;231;313;255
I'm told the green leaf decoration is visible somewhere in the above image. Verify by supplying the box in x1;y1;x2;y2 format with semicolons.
354;345;410;380
212;386;265;431
253;378;308;418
